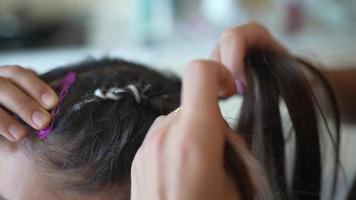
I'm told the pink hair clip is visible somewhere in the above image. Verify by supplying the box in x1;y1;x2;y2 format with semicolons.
235;79;246;95
36;72;77;140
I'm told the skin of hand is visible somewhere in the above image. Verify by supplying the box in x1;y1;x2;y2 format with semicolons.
130;60;241;200
130;23;287;200
210;22;288;84
323;69;356;123
0;66;58;142
212;22;356;122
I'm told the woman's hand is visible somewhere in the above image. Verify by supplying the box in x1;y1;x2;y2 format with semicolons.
131;60;241;200
0;66;58;142
211;22;287;88
130;23;285;199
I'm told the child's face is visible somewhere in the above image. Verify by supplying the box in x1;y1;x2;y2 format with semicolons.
0;142;116;200
0;142;59;200
0;133;250;200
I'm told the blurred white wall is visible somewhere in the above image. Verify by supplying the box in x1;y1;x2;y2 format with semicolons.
0;0;89;22
0;1;356;199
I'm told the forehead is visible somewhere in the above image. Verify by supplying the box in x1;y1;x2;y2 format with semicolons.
0;143;120;200
0;144;61;200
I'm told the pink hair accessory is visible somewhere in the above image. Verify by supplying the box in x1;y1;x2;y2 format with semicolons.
235;79;246;95
36;72;77;139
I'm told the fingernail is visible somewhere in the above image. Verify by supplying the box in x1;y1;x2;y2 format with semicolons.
41;92;57;108
8;124;25;141
235;79;246;94
32;111;50;128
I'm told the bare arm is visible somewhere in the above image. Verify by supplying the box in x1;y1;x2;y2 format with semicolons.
324;68;356;124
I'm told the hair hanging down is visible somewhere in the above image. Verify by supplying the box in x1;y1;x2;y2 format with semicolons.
18;52;339;199
347;179;356;200
228;51;340;200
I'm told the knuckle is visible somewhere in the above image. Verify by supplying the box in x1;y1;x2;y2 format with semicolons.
248;21;263;29
187;60;220;77
15;97;36;112
247;21;269;35
188;60;210;73
131;149;142;167
179;134;197;151
25;68;37;75
221;22;268;42
24;75;49;95
7;65;26;76
189;60;206;67
153;115;165;125
221;28;242;42
34;84;49;96
0;123;7;134
175;137;199;163
0;76;10;85
0;110;11;136
131;158;140;173
141;128;167;156
150;129;166;150
0;77;11;90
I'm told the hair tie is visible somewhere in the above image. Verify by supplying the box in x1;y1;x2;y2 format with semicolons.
126;85;141;103
94;84;141;104
36;72;77;139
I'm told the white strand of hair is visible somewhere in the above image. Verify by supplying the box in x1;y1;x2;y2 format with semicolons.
94;85;141;103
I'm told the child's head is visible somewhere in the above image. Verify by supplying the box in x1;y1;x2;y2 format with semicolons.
0;52;340;200
0;59;181;200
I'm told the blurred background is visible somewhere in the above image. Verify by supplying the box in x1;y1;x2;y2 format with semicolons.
0;0;356;73
0;0;356;199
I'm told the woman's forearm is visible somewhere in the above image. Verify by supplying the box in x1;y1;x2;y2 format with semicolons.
324;68;356;123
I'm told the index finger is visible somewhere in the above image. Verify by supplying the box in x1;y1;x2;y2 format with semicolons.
181;60;236;123
0;66;58;109
211;22;287;82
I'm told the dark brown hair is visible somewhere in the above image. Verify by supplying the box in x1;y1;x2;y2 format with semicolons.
229;51;340;200
22;59;181;198
17;52;340;199
347;179;356;200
